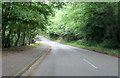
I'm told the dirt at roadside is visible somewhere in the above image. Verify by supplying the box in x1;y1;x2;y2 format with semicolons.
2;46;36;56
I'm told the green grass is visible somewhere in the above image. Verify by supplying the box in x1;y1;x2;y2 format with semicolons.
63;41;120;56
28;43;42;47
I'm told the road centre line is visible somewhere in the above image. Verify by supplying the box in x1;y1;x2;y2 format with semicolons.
83;59;98;69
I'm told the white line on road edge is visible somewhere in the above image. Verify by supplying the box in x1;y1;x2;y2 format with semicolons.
83;59;98;69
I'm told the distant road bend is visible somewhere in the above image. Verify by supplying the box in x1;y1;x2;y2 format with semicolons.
27;36;118;76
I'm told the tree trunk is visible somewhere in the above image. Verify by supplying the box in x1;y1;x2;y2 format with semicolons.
28;32;31;45
15;32;20;46
4;30;12;48
2;26;6;47
22;31;26;46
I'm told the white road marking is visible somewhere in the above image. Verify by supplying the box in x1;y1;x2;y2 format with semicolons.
83;59;98;69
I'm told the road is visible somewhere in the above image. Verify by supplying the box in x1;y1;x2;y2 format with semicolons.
27;36;118;76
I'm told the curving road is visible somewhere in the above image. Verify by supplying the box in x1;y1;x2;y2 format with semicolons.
30;36;118;76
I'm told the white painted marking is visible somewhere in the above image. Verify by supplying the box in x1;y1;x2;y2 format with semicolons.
83;59;98;69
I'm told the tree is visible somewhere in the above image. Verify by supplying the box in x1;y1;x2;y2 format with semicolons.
47;2;120;49
2;2;53;48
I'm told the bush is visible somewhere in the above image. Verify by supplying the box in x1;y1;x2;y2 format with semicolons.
101;40;120;49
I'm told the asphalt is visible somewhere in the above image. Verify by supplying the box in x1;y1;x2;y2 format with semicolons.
28;36;118;76
2;45;50;76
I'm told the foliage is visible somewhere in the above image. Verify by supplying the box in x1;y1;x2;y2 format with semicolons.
2;2;120;50
2;2;53;48
47;2;120;49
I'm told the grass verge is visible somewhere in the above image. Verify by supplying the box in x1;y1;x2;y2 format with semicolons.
63;41;120;58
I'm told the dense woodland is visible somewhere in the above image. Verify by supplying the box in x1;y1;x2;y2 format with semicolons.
47;2;120;50
2;2;120;52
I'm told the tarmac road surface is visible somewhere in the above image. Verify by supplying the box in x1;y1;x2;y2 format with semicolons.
28;36;118;76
